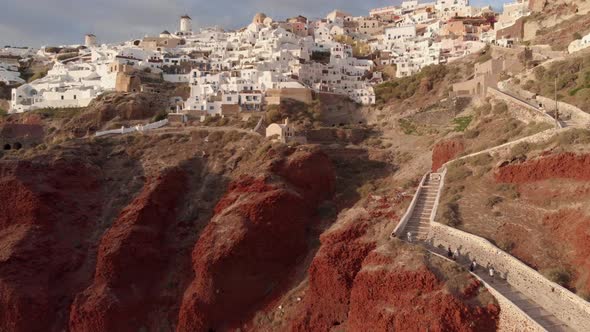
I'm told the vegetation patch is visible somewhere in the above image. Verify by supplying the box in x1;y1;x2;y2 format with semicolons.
398;118;418;135
452;116;472;132
542;267;573;288
33;107;83;119
524;56;590;112
375;64;448;104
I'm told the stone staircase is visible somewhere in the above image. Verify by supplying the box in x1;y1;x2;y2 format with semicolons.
403;174;441;241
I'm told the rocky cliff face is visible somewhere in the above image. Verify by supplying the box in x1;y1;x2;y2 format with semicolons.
177;149;335;331
432;139;465;172
0;123;501;331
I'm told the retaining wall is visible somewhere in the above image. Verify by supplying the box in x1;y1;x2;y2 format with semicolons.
536;95;590;127
427;250;545;332
487;88;556;126
429;223;590;331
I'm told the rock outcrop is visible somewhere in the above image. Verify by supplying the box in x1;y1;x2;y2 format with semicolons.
69;169;187;332
347;250;499;332
0;160;102;332
432;139;465;172
177;149;335;331
495;153;590;183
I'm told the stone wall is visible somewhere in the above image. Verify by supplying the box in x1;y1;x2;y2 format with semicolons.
429;250;545;332
487;88;556;125
536;95;590;127
429;223;590;331
266;88;313;105
496;17;525;41
443;128;564;169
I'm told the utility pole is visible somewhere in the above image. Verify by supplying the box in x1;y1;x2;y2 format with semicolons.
555;77;559;127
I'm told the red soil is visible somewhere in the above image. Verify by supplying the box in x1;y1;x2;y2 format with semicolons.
69;168;187;332
177;150;335;331
291;220;376;331
0;160;102;332
496;153;590;183
432;139;465;172
347;251;499;332
542;209;590;295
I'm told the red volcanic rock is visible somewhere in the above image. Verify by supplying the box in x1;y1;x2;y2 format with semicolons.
0;160;102;332
177;150;335;332
496;153;590;183
272;148;336;205
292;221;376;331
347;251;499;332
432;139;465;172
69;169;187;332
542;209;590;294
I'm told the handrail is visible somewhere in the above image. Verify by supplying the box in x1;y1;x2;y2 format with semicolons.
391;172;429;238
429;168;447;224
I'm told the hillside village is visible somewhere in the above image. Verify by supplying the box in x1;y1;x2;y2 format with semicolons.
3;0;533;117
3;0;590;331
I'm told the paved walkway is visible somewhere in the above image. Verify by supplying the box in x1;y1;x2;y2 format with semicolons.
423;243;574;332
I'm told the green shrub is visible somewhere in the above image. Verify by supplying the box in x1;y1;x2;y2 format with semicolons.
447;165;473;182
542;267;572;287
474;103;492;117
453;116;473;132
464;129;480;139
497;239;515;253
441;202;461;227
553;129;590;146
469;153;493;167
492;102;509;115
510;142;532;157
152;110;168;122
486;196;503;209
398;118;418;135
497;184;520;199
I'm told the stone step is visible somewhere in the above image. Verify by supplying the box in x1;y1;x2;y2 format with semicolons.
406;227;430;233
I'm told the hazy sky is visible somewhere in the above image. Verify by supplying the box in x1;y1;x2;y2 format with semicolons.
0;0;509;47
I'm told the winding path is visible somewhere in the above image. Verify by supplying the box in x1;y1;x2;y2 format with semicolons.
391;87;590;331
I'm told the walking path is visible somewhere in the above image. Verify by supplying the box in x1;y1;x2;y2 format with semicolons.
424;243;574;332
392;86;590;331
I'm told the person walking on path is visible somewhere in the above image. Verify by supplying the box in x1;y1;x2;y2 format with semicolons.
407;232;413;243
447;246;453;258
489;267;495;281
453;248;459;261
470;259;477;272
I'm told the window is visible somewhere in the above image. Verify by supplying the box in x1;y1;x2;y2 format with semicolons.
73;95;77;100
61;95;64;100
227;97;232;102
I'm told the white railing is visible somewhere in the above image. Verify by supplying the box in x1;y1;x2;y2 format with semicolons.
391;173;429;238
429;168;447;224
252;116;263;132
95;119;169;137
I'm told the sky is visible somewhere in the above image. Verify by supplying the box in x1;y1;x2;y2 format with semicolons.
0;0;509;47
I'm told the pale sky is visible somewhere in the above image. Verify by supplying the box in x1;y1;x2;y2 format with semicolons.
0;0;509;47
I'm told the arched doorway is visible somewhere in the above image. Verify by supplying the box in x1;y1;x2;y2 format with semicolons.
3;144;11;150
13;142;22;150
